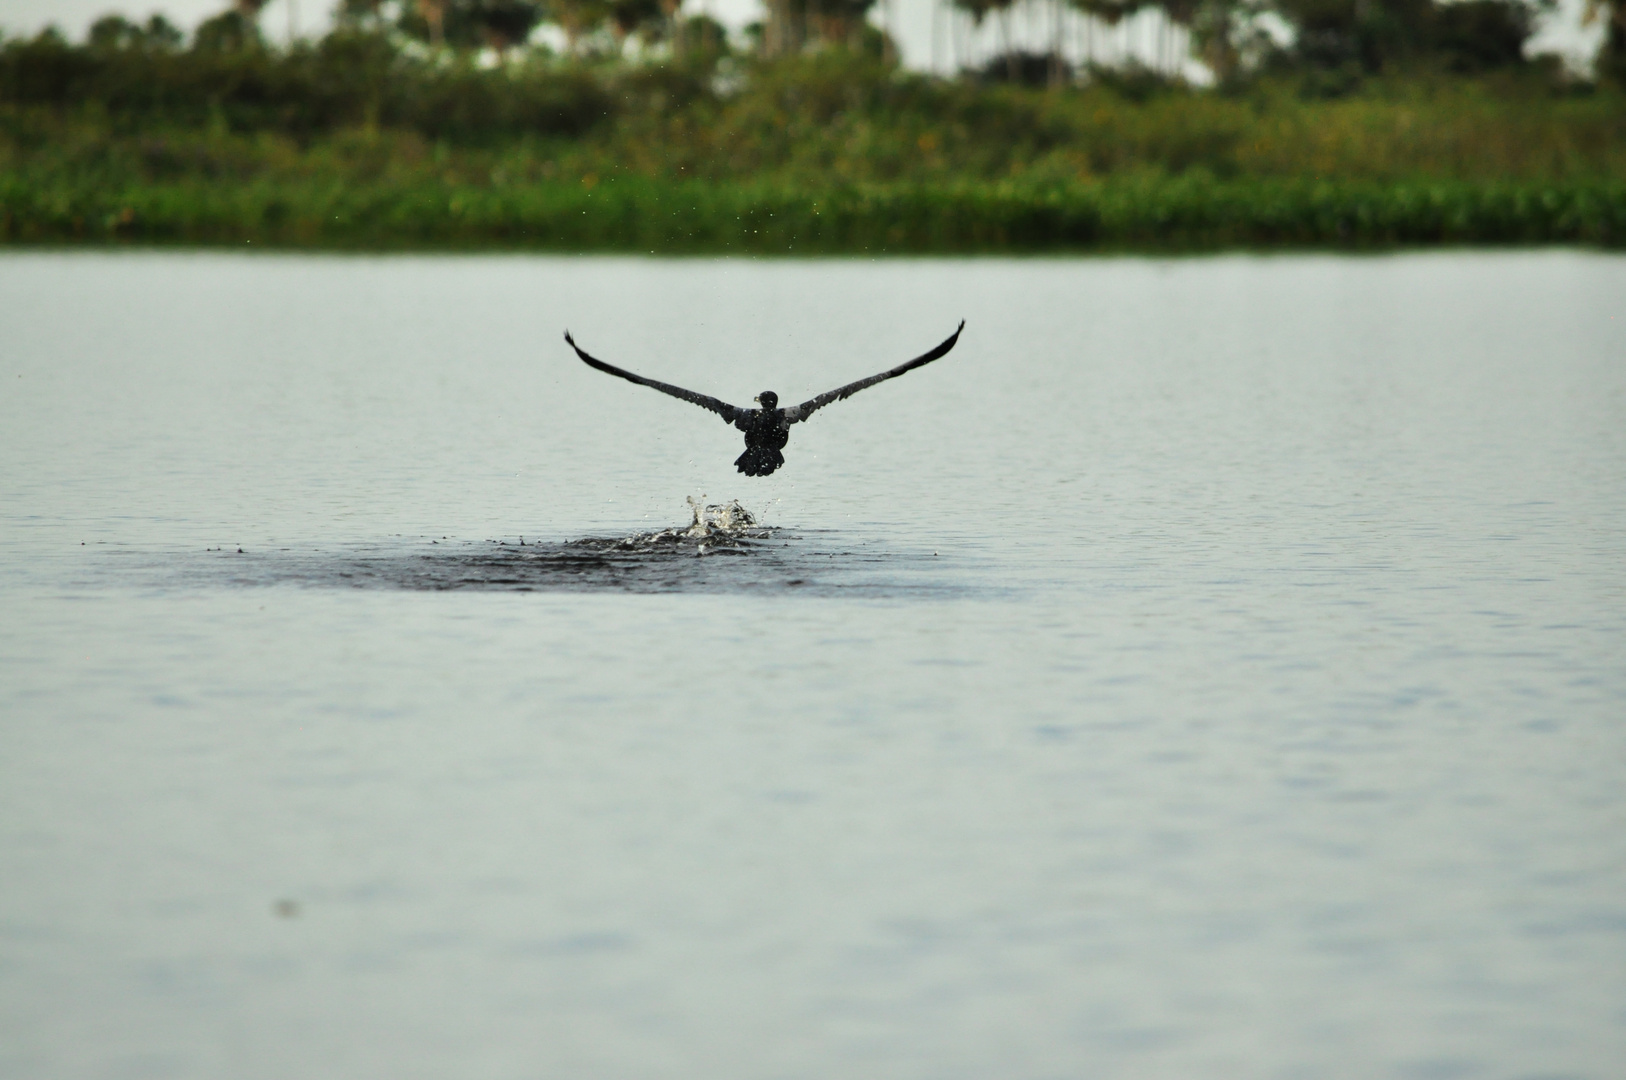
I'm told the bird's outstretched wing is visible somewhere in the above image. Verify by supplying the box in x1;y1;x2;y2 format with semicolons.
565;331;743;423
782;321;965;425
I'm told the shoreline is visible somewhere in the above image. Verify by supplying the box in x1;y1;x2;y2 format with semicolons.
5;177;1623;252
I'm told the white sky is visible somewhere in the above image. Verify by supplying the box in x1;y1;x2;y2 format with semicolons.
0;0;1605;75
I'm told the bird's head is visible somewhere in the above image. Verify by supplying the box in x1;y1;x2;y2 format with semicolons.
754;391;778;410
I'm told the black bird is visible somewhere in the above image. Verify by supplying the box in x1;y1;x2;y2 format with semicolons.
564;322;965;477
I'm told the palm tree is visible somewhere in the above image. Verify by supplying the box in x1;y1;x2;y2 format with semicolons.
336;0;389;29
815;0;880;49
757;0;878;57
1585;0;1626;81
1049;0;1066;85
951;0;1017;80
471;0;546;53
89;13;183;49
1154;0;1198;75
386;0;545;53
1183;0;1257;82
761;0;803;56
417;0;449;45
659;0;684;51
193;0;269;51
1067;0;1144;72
606;0;665;49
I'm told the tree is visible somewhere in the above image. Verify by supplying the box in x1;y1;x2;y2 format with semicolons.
1271;0;1547;73
334;0;396;32
1166;0;1271;83
810;0;881;49
759;0;799;56
88;13;184;50
470;0;546;52
1271;0;1415;69
1584;0;1625;81
761;0;880;57
394;0;545;52
659;0;684;51
1070;0;1149;26
400;0;453;47
1431;0;1540;72
549;0;608;53
606;0;665;45
665;11;729;60
951;0;1019;81
193;0;269;51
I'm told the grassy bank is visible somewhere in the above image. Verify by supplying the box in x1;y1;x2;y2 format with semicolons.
5;171;1622;251
4;41;1624;252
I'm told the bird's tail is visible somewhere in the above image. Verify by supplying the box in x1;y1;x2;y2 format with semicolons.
735;447;785;477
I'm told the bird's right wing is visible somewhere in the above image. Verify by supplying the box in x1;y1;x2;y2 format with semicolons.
565;332;742;422
782;321;964;424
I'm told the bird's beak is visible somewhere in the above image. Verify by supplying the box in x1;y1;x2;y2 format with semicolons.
753;395;761;404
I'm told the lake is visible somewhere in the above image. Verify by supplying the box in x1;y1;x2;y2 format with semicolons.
1;250;1623;1080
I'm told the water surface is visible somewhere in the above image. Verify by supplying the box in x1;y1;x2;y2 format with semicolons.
2;251;1623;1080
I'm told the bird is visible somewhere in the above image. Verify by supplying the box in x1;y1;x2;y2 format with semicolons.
564;322;965;477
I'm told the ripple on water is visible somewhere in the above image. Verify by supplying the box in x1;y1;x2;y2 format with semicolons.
107;500;990;599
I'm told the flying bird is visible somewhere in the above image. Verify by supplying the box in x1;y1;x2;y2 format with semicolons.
564;322;965;477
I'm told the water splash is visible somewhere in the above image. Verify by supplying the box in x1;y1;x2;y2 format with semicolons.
590;497;772;554
685;496;762;538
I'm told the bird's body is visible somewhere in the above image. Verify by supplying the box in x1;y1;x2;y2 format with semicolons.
564;322;963;477
734;403;791;476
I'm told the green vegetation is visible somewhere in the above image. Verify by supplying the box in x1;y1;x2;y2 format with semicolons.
2;0;1623;252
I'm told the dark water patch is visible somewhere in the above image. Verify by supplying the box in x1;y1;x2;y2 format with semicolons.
187;535;965;597
111;504;987;599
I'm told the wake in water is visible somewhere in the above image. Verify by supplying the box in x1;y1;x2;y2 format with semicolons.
98;498;975;597
233;498;781;592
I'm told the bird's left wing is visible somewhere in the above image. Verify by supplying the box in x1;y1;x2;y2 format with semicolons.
565;331;742;423
782;321;964;424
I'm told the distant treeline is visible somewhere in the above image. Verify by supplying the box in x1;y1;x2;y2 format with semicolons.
4;0;1623;104
1;2;1623;250
3;20;1622;166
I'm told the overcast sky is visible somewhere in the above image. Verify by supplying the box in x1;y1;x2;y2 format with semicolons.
0;0;1604;75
